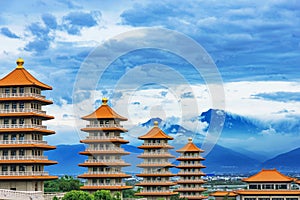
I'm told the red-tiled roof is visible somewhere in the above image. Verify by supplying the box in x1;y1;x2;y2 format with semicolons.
0;59;52;90
139;122;173;140
209;191;238;197
242;169;294;183
177;138;204;152
82;98;127;120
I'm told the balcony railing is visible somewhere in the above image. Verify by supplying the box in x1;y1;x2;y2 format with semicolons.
0;124;47;129
140;143;171;147
139;162;172;165
0;155;48;160
0;140;47;145
141;171;174;175
84;171;123;175
86;124;123;128
0;93;45;99
0;108;46;114
86;147;125;152
140;152;172;156
85;136;124;140
0;171;49;176
84;183;126;186
85;159;126;163
177;171;205;175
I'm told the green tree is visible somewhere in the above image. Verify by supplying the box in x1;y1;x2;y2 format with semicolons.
113;191;121;200
94;190;112;200
62;190;93;200
52;196;59;200
122;189;136;198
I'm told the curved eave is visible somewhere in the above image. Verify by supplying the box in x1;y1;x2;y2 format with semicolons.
80;139;129;144
0;175;58;180
79;151;130;155
0;113;54;120
242;180;293;183
0;97;53;105
81;127;127;132
80;185;132;190
176;165;206;169
79;162;130;167
0;160;57;165
176;150;204;153
136;182;176;186
138;145;174;149
136;173;176;177
0;128;55;135
0;144;56;149
175;188;207;192
78;174;131;178
177;157;205;161
135;192;178;196
138;154;175;158
177;172;206;176
137;164;175;168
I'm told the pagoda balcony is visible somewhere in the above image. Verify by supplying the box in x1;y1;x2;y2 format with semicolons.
177;171;206;175
0;155;48;160
0;171;49;176
0;124;47;129
177;155;205;159
138;189;175;193
86;147;125;152
176;179;206;183
85;136;124;140
84;182;126;186
139;143;174;148
140;171;175;175
0;93;46;99
83;171;125;175
86;124;123;128
84;159;126;163
0;108;46;114
177;163;206;168
0;140;47;145
176;186;206;191
139;152;175;157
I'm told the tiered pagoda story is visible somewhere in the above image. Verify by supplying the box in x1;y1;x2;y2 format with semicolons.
78;98;132;193
0;58;57;191
175;138;207;199
135;121;177;200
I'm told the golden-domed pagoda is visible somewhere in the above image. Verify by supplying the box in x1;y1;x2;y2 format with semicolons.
135;121;177;200
175;138;206;199
0;58;57;191
78;98;132;193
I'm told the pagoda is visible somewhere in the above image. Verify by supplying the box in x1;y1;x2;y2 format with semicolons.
135;121;177;200
78;98;132;193
175;138;206;199
0;58;57;191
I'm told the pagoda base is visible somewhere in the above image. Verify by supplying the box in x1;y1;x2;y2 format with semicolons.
0;180;46;191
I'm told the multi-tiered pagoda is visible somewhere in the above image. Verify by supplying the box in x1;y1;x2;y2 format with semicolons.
0;58;57;191
78;98;132;193
175;138;206;199
135;121;177;200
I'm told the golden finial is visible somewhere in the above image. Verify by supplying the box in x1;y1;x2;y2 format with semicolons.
102;97;108;105
154;121;159;127
188;137;193;143
16;58;24;68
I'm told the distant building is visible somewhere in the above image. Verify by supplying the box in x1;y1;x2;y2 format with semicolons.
0;58;57;191
175;138;207;199
210;169;300;200
78;98;132;194
135;121;177;200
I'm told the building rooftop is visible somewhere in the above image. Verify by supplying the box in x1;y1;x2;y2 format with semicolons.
176;138;204;152
0;58;52;90
138;121;173;140
242;169;294;183
82;98;127;120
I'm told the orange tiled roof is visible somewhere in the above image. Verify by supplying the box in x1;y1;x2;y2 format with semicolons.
0;59;52;90
139;122;173;140
236;190;300;195
242;169;294;183
209;191;238;197
82;98;127;120
177;138;204;152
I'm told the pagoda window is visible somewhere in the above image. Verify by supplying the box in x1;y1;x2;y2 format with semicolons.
249;184;258;189
275;184;287;189
3;134;9;140
4;103;9;109
258;198;270;200
105;120;109;124
262;184;273;189
10;165;16;171
19;118;24;125
93;167;97;172
19;165;25;172
286;198;298;200
19;87;24;93
99;120;103;124
11;134;17;140
12;87;17;93
105;179;110;184
3;150;8;156
19;103;24;109
2;165;8;172
11;150;16;156
5;88;10;94
272;198;284;200
11;118;17;125
12;103;17;109
92;179;97;184
3;119;8;124
19;149;25;156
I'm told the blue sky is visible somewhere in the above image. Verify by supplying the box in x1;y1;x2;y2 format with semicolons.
0;0;300;157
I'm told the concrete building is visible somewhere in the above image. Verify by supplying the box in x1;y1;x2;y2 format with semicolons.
78;98;132;194
135;121;177;200
175;138;207;199
0;58;57;191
